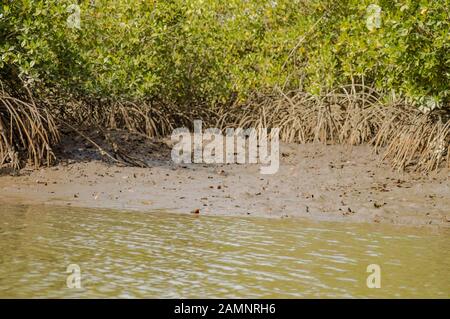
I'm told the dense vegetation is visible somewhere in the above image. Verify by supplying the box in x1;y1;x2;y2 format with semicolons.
0;0;449;170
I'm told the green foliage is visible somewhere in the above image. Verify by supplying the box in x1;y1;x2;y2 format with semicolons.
1;0;449;107
321;0;450;103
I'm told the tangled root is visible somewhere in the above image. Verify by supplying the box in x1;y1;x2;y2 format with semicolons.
0;90;59;168
221;86;449;172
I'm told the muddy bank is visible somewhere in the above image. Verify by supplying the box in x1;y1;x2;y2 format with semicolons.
0;134;449;227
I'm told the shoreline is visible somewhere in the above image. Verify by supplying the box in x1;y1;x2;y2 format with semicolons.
1;139;449;228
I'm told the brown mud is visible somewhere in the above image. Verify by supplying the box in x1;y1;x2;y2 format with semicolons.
0;131;449;227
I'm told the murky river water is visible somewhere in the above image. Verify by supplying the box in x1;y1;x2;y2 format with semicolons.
0;204;448;298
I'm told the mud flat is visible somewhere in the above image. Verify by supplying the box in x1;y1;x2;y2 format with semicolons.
0;136;449;227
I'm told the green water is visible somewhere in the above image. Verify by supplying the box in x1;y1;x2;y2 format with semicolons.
0;204;448;298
